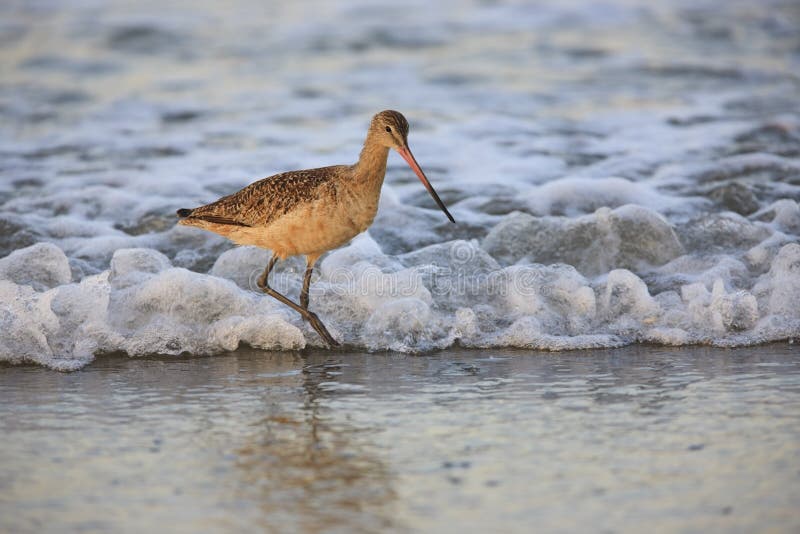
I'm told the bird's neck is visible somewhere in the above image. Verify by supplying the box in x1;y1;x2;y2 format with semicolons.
353;135;390;186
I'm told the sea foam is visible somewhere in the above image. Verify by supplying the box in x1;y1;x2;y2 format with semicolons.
1;228;798;370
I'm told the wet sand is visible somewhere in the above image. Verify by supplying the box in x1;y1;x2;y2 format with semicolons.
1;344;798;533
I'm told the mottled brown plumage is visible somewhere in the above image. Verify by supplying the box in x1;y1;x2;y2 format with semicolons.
186;167;342;229
176;110;454;346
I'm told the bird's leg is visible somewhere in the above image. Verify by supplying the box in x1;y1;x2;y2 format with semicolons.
256;254;340;347
300;253;323;312
300;263;314;310
256;254;280;290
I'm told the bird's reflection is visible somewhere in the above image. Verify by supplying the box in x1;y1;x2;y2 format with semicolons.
233;352;398;533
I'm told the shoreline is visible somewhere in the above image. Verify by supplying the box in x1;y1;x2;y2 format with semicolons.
3;338;797;373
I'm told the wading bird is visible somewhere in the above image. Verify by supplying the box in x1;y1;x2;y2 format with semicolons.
177;110;455;346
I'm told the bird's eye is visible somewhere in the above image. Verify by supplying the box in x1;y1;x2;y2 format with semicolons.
385;126;392;133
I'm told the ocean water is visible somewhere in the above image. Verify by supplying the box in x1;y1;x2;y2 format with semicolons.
1;345;799;533
1;0;800;369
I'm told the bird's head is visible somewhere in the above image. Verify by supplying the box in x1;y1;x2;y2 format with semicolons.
370;110;410;150
370;110;455;223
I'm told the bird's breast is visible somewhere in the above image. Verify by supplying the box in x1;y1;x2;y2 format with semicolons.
341;179;382;230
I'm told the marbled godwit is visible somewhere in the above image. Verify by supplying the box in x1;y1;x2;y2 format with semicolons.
176;110;455;346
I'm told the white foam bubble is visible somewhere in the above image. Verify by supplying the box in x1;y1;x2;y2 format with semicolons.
754;243;800;320
483;205;684;276
0;246;312;369
0;242;72;291
0;281;62;368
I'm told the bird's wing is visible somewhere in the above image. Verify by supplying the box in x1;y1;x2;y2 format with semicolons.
185;166;346;227
187;214;251;227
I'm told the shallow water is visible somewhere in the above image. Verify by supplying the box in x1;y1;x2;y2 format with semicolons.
1;1;800;366
1;344;799;533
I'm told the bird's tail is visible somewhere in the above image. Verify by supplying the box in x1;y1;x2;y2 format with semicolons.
176;208;193;218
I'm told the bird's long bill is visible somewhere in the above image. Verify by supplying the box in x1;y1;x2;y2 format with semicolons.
395;146;456;223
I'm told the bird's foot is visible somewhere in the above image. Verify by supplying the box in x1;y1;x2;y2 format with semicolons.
256;275;267;291
306;311;340;347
